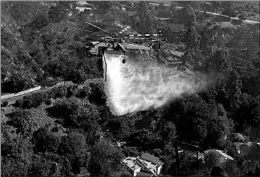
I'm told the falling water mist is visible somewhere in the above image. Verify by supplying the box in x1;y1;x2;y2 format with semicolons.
104;53;211;116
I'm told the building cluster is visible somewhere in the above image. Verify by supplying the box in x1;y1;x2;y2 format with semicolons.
122;153;163;177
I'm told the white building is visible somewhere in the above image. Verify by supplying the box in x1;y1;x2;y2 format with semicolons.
122;153;164;177
123;157;142;177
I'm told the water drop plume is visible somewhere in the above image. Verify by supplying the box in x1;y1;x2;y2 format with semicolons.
104;53;211;116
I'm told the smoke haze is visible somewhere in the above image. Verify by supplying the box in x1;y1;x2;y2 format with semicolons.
104;53;210;116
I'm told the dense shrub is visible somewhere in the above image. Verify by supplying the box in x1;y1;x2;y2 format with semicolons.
7;109;33;133
33;127;61;153
89;83;106;105
76;86;90;98
2;157;29;177
58;132;86;156
45;99;52;105
1;101;8;107
1;73;33;93
88;138;124;177
66;86;79;98
15;92;47;109
53;86;68;99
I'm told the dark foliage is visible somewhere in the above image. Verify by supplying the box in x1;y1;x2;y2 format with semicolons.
2;101;9;107
89;83;106;105
33;127;61;153
88;138;124;177
14;92;48;109
7;109;33;133
76;86;90;99
2;2;260;177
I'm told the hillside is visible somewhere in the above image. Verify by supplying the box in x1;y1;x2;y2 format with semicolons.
1;2;260;177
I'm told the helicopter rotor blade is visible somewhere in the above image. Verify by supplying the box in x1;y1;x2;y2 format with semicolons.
66;26;94;33
85;21;112;36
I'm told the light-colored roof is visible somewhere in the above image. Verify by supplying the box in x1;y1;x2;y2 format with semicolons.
123;43;150;51
140;153;163;165
137;157;157;175
122;157;142;172
76;7;92;12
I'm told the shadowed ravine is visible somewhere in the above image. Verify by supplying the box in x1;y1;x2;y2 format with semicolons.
104;53;210;116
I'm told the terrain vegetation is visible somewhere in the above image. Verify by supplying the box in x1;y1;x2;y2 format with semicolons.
1;1;260;177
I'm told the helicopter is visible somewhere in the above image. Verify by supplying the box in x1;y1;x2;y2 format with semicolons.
81;21;167;57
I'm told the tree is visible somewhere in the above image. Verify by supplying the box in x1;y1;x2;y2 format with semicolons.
181;5;200;66
2;157;29;177
235;97;260;132
210;166;229;177
27;155;54;177
53;86;68;98
65;69;87;85
19;92;47;109
238;14;246;20
161;121;176;143
7;110;33;134
206;104;231;148
7;109;35;154
59;132;86;156
91;1;112;11
170;2;178;17
76;86;90;98
210;49;231;74
33;127;61;153
88;138;124;177
1;101;8;107
181;4;197;26
58;132;89;174
137;1;154;33
89;82;106;105
48;2;70;23
27;14;49;30
1;73;33;93
222;8;235;17
83;121;102;146
44;59;67;78
49;97;100;127
175;97;211;144
205;151;224;169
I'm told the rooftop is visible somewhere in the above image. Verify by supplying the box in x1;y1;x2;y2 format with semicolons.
140;153;163;165
123;157;142;172
137;157;157;175
136;172;153;177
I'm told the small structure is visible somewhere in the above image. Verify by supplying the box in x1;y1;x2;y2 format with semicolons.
122;153;163;177
137;153;164;176
123;157;142;177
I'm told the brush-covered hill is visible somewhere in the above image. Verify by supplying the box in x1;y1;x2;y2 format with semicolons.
1;1;104;94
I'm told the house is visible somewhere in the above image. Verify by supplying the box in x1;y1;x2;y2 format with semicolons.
122;153;163;177
123;157;142;177
87;41;109;55
137;153;164;176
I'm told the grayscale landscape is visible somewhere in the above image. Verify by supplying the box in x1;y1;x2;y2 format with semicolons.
1;1;260;177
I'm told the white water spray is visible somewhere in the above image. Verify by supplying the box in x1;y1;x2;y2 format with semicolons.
104;53;208;116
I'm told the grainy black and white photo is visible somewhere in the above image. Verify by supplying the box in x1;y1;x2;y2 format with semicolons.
1;1;260;177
